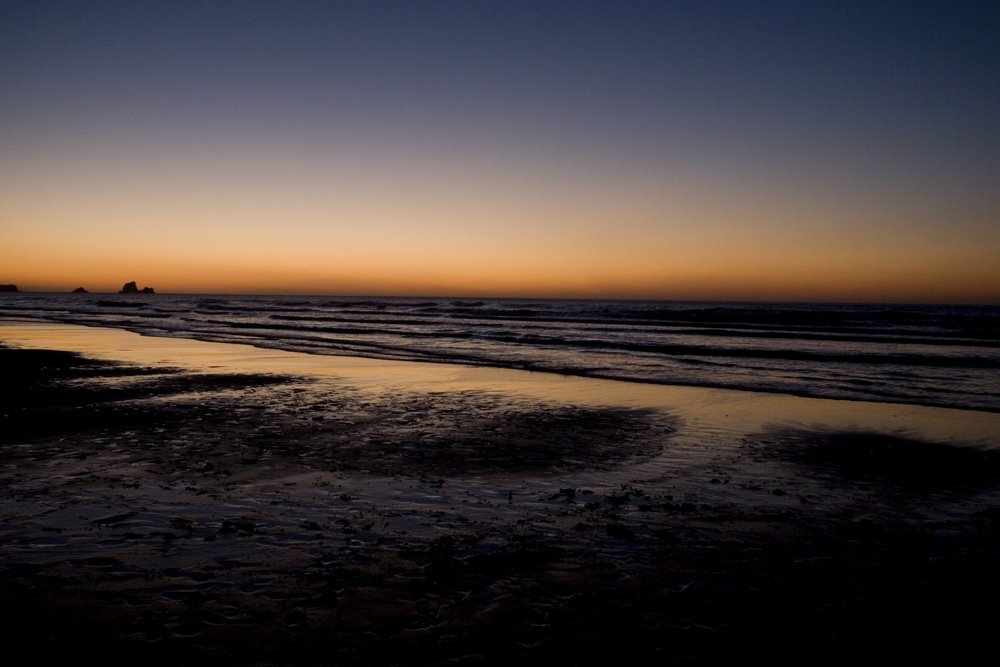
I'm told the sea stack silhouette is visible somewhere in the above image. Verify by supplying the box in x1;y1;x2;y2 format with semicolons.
119;281;155;294
0;284;18;292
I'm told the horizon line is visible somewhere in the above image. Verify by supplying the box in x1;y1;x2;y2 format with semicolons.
3;287;998;308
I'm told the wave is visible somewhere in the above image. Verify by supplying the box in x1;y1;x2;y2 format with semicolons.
2;294;999;411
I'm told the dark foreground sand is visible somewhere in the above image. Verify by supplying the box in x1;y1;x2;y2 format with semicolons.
2;333;1000;665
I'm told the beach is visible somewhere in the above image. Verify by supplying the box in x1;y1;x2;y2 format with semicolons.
3;322;1000;665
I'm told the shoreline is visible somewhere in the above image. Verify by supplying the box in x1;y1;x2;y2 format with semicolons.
3;322;1000;664
3;293;998;414
5;322;999;448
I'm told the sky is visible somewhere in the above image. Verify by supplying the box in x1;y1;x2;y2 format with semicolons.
1;0;998;302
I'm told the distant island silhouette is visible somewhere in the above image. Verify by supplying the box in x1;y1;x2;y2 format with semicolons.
119;281;155;294
0;284;18;292
72;287;88;293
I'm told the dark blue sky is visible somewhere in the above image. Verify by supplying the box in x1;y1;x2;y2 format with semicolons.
2;1;999;300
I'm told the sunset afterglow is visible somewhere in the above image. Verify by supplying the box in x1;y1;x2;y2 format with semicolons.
2;1;998;302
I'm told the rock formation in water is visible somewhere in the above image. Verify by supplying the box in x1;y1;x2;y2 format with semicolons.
72;287;89;293
120;281;155;294
0;284;18;292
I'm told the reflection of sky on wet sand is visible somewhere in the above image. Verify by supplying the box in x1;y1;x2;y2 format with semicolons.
3;319;999;667
4;322;998;451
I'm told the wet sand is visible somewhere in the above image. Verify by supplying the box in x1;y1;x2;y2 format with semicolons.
2;323;1000;665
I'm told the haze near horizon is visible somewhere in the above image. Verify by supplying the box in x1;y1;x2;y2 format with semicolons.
2;1;998;303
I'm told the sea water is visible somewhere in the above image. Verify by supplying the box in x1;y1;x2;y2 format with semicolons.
2;294;998;412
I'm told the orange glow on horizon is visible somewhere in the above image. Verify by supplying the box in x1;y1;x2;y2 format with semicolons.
5;239;1000;305
3;132;999;305
3;2;999;307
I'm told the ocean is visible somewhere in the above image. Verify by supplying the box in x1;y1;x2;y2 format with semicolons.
2;294;998;412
